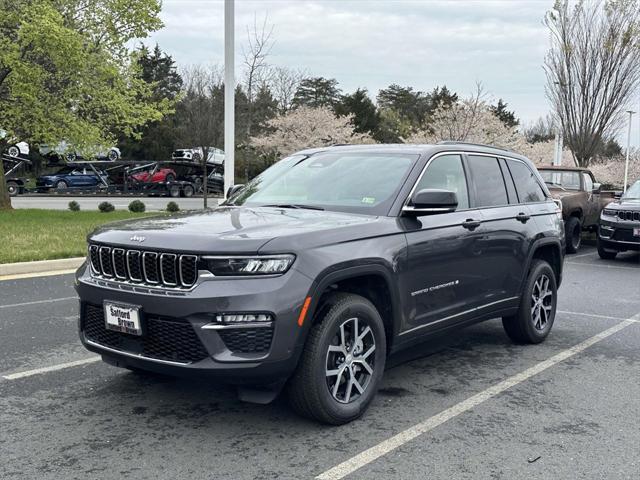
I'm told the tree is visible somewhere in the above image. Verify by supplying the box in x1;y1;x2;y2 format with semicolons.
490;99;519;128
0;0;167;209
292;77;342;109
269;66;305;113
428;86;458;110
250;106;374;158
119;44;183;160
176;65;225;208
376;84;431;126
335;88;380;134
524;115;557;143
544;0;640;166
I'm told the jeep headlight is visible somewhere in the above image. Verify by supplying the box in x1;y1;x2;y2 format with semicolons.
602;208;617;217
203;255;295;276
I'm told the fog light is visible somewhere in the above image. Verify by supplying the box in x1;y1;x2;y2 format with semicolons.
215;313;273;324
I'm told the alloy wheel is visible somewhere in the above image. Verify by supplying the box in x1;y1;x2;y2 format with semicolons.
531;274;553;331
325;317;376;404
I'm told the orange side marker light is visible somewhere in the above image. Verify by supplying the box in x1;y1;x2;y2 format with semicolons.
297;296;312;327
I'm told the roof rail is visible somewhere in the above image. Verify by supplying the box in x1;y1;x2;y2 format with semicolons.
436;141;514;153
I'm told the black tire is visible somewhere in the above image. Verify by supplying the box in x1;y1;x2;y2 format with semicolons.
107;149;119;161
565;216;582;253
169;184;181;198
193;152;202;162
287;293;386;425
165;174;175;183
502;259;557;344
597;237;618;260
182;184;194;197
6;181;19;196
7;145;20;157
55;180;68;190
66;152;77;162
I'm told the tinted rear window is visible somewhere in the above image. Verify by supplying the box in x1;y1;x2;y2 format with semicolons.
467;155;508;207
507;160;546;203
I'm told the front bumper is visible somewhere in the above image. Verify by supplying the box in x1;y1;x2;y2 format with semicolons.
75;263;313;384
598;218;640;252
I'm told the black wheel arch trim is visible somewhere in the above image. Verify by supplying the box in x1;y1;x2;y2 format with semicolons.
521;237;564;290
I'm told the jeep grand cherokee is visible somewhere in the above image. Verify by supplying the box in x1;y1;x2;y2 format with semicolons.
75;143;564;425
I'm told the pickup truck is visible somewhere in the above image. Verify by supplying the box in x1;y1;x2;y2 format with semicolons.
538;166;617;253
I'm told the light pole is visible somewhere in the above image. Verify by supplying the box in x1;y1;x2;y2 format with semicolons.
624;110;635;193
553;81;567;166
224;0;235;199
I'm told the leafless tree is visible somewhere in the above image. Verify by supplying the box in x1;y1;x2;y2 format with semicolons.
178;64;224;208
269;66;306;114
523;115;557;143
544;0;640;167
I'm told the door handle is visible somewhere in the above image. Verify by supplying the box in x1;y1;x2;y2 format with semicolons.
462;219;481;230
515;212;531;223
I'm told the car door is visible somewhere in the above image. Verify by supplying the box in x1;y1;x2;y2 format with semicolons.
465;154;531;308
400;153;488;335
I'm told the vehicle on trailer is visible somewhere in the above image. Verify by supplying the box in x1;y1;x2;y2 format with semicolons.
172;146;224;165
76;142;565;424
537;166;616;253
39;142;121;163
2;155;31;196
171;163;224;195
125;162;196;198
36;165;109;191
130;166;177;184
0;129;30;158
597;180;640;259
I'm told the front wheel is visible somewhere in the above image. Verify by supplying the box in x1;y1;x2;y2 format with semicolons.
502;260;557;344
6;181;19;196
287;293;386;425
597;237;618;260
55;180;68;190
7;145;20;157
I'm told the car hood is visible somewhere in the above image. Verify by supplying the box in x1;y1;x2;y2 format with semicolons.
606;198;640;211
88;206;387;254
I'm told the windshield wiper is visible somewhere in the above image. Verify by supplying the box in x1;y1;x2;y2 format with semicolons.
262;203;325;211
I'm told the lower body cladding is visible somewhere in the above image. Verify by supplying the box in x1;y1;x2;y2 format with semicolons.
74;263;312;395
598;220;640;252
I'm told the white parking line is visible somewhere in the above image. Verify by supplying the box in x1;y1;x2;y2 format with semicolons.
316;312;640;480
565;261;639;271
0;296;77;309
558;310;634;322
570;251;597;258
2;356;100;380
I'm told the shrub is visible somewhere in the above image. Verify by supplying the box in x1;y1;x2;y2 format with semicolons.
166;201;180;212
68;201;80;212
98;201;115;213
128;200;146;213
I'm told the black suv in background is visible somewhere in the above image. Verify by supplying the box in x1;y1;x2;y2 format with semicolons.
76;143;564;424
598;180;640;259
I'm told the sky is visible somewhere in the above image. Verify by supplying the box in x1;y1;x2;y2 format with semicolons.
149;0;640;146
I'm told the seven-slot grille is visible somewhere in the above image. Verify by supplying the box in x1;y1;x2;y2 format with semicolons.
616;210;640;222
89;244;198;288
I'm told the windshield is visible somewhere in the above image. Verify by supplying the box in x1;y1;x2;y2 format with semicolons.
539;170;581;190
228;152;417;214
623;180;640;199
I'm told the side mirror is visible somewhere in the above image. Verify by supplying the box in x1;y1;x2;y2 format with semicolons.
226;184;244;199
592;182;601;193
402;189;458;216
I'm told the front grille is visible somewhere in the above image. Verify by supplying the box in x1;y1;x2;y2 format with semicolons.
617;210;640;222
82;304;209;364
89;244;198;289
218;327;274;354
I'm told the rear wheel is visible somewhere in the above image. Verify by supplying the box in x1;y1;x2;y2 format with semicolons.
502;260;557;344
169;184;181;198
182;184;194;197
66;152;77;162
107;149;119;161
55;180;68;190
597;237;618;260
165;173;175;183
565;216;582;253
288;293;386;425
7;145;20;157
6;181;19;196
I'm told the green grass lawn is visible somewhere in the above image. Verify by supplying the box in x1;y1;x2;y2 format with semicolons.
0;209;158;264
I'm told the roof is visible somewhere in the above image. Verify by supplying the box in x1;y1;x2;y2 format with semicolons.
295;142;531;162
537;165;590;172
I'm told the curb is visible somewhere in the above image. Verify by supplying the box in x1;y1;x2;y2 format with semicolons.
0;257;85;277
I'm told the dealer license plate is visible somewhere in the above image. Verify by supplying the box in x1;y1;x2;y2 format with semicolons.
104;302;142;336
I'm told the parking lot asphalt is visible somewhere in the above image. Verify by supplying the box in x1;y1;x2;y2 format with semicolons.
10;195;221;211
1;246;638;480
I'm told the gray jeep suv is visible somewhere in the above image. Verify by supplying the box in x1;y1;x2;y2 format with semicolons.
75;143;564;424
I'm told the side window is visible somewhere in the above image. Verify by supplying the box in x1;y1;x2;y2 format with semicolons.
583;173;593;192
499;158;518;204
467;155;508;207
414;154;469;209
506;159;546;203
